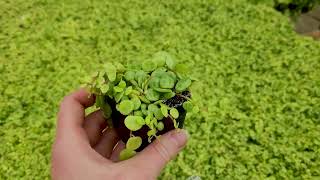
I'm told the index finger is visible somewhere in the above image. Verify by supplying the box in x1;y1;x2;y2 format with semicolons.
57;89;95;129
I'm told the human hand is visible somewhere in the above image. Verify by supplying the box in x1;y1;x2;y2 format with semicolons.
51;89;189;180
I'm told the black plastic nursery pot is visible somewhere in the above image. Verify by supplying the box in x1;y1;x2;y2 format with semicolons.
109;91;191;152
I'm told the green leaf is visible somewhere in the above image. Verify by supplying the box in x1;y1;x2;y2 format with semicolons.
157;122;164;131
139;95;151;104
167;71;177;81
160;104;169;117
142;60;157;72
125;86;133;95
175;78;192;92
154;87;172;93
136;116;145;126
114;86;124;92
175;63;189;74
134;110;143;116
154;108;164;120
148;77;160;89
119;149;136;161
124;116;144;131
145;89;160;101
162;91;175;99
183;101;193;111
97;73;105;86
117;100;134;115
95;95;104;108
152;117;158;126
124;70;135;81
131;96;141;110
151;68;166;77
118;80;126;88
165;55;176;70
135;70;148;87
152;51;167;67
145;114;152;125
147;129;157;137
126;137;142;150
170;108;179;119
148;104;158;114
141;103;147;110
96;95;112;119
115;91;124;103
100;84;109;93
160;74;175;89
105;63;117;81
114;62;125;72
193;106;200;113
121;95;129;101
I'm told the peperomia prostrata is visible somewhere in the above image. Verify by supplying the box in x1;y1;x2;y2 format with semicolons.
83;51;197;160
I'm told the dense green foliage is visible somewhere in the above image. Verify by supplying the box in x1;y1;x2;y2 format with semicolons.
1;0;320;179
85;53;196;159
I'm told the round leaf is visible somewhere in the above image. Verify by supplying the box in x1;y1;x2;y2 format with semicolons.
154;87;172;93
131;96;141;110
157;122;164;131
100;84;109;93
115;91;124;103
141;103;147;110
124;116;144;131
117;100;134;115
154;108;164;120
160;104;168;117
148;104;159;114
135;70;148;87
145;89;160;101
160;75;175;89
147;129;157;137
114;62;126;72
118;80;126;88
126;137;142;150
151;68;166;77
148;77;160;89
134;110;143;116
114;86;124;92
167;71;177;81
136;116;145;126
142;60;157;72
170;108;179;119
145;114;152;125
139;95;151;104
121;95;129;101
104;63;117;81
152;52;167;67
175;63;189;75
165;55;176;69
119;149;136;161
175;78;192;92
183;101;193;112
124;70;135;81
162;91;175;99
125;86;133;95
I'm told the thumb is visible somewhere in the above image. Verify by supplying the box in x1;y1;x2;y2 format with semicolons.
127;129;189;176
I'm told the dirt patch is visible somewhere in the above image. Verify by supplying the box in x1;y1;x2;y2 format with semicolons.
295;6;320;40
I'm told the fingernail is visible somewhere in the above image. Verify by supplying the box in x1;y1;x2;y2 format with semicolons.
171;129;189;147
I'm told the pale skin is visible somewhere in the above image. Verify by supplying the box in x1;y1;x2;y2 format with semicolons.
51;89;189;180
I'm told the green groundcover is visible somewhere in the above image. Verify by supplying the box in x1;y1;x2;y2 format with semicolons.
1;0;319;179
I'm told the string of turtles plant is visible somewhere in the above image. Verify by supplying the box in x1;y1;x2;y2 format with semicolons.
83;52;198;160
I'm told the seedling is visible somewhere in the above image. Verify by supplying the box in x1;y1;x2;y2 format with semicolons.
83;51;197;160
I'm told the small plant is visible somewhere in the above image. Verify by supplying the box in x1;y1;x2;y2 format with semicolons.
83;51;198;160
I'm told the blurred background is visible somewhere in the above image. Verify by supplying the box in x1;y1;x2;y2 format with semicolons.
0;0;319;179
